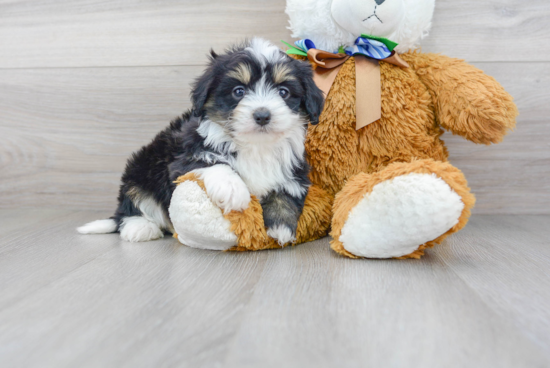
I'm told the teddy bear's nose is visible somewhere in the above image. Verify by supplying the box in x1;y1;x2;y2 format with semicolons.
375;0;386;5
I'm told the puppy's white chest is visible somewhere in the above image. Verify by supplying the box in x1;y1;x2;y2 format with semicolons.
234;148;291;199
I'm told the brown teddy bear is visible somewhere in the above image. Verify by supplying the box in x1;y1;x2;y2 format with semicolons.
169;0;517;259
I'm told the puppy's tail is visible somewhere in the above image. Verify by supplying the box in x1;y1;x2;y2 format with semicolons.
77;218;117;234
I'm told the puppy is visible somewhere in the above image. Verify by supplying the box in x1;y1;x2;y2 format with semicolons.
77;38;325;245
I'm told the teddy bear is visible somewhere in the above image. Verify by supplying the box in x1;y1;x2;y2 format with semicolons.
168;0;518;259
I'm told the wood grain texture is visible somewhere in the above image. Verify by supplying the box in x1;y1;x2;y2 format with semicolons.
1;0;549;69
437;215;550;352
0;211;549;367
0;0;291;69
0;66;198;210
1;62;548;213
423;1;550;61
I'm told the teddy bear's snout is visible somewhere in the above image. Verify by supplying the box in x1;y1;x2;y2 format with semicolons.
375;0;386;5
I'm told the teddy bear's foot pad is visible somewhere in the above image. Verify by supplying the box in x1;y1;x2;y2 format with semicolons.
169;180;238;251
339;173;464;258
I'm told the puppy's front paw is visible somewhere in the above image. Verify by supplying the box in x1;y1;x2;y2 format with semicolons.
267;225;296;246
208;176;251;213
196;164;251;213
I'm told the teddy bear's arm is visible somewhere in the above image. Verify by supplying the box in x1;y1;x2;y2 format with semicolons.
405;53;518;144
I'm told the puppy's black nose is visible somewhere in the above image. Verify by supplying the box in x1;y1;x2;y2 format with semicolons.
253;108;271;126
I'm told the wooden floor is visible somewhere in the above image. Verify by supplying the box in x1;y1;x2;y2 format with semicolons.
0;210;548;367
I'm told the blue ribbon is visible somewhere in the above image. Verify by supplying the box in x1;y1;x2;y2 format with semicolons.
345;36;392;59
294;36;392;60
294;39;316;53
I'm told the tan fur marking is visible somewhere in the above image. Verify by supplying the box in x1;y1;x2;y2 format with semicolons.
126;186;145;202
272;64;296;84
227;63;252;84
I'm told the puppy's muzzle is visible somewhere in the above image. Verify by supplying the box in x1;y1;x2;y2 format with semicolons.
253;108;271;127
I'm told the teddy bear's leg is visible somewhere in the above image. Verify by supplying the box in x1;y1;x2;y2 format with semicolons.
169;173;333;251
168;173;238;251
330;159;475;259
227;184;333;251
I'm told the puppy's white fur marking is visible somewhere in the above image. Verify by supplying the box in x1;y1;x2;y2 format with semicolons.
196;119;236;167
119;216;164;242
194;164;251;213
233;138;306;199
246;38;286;66
267;225;296;246
77;219;117;234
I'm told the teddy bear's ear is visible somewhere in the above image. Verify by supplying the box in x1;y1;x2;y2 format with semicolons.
302;71;325;125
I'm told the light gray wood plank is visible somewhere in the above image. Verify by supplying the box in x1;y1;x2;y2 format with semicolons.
0;208;75;236
1;0;549;69
1;62;547;214
0;210;119;309
0;66;199;210
0;211;549;367
223;242;549;368
423;0;550;61
0;209;269;368
0;0;291;69
437;215;550;352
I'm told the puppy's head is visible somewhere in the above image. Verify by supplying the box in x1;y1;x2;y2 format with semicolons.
191;38;324;143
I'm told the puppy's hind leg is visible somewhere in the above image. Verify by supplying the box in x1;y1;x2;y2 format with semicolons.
119;216;164;242
118;193;170;242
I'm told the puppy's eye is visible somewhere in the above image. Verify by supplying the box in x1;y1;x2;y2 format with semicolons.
278;87;290;99
233;86;246;99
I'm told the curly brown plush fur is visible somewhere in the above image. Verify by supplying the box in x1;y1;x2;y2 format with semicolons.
306;53;517;197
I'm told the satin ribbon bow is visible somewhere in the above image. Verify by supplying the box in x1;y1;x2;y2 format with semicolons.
283;35;409;130
345;35;394;59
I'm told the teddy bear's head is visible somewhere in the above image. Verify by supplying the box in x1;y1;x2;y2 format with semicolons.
286;0;435;54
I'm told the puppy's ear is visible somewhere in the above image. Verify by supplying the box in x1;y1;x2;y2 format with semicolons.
191;62;217;117
301;67;325;125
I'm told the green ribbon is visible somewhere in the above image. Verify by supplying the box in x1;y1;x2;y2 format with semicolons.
282;40;308;57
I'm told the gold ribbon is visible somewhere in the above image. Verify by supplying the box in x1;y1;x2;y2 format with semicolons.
306;49;409;130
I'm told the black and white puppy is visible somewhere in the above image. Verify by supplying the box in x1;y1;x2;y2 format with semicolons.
77;38;324;245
